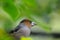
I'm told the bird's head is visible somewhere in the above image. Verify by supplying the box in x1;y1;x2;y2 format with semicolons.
20;19;36;28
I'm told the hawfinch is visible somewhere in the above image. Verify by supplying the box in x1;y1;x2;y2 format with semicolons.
9;19;36;40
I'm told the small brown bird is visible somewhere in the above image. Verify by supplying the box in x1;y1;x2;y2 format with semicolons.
9;19;36;40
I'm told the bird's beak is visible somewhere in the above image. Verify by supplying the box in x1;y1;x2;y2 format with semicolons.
31;22;36;26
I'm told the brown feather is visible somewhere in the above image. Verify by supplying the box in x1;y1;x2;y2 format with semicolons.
23;19;31;28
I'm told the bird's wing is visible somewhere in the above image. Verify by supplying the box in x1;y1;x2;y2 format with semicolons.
9;26;21;33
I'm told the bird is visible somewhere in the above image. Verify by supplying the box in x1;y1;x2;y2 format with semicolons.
9;19;36;40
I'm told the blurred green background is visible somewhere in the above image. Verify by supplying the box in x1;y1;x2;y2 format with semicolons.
0;0;60;40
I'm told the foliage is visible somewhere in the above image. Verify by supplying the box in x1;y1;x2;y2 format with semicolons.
0;0;60;40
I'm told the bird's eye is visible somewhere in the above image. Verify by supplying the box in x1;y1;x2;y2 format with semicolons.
31;22;36;26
